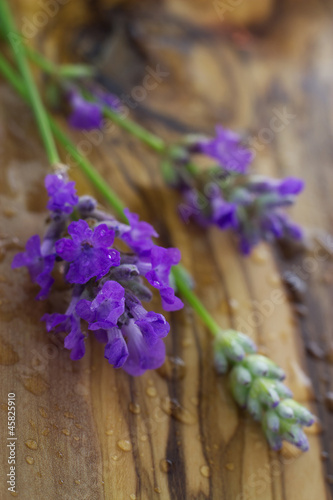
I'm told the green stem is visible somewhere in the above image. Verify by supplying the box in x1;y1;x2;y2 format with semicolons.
0;53;221;338
172;266;221;336
0;0;60;165
26;46;95;79
50;123;127;221
102;106;166;154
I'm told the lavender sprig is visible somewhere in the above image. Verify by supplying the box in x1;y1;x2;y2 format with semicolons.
214;330;314;451
13;171;183;375
0;40;314;451
175;128;304;254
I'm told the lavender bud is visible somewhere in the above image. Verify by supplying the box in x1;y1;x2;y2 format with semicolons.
214;350;228;374
243;354;285;380
281;399;315;426
247;396;262;421
277;402;294;420
264;410;280;433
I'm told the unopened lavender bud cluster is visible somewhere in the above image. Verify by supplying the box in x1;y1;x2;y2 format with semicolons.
175;126;304;254
12;169;183;375
214;330;314;451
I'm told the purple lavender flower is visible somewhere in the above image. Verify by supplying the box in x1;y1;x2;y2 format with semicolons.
122;208;158;255
145;246;184;311
195;126;254;174
43;312;85;360
76;281;125;330
45;173;78;215
12;235;55;300
121;320;166;376
14;173;183;375
55;220;120;284
68;90;103;130
177;171;304;255
127;298;170;346
67;87;120;131
210;192;238;230
104;327;129;368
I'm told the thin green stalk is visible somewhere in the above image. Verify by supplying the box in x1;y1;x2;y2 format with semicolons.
26;46;95;79
102;106;166;154
172;266;221;336
0;0;60;165
0;52;221;337
50;123;126;221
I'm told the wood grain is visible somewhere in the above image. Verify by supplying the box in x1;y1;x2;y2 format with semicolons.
0;0;333;498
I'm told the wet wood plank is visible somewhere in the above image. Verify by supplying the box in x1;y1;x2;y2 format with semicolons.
0;0;332;498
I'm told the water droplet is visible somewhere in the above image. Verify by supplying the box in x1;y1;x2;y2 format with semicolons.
64;411;74;419
306;341;325;360
111;455;119;461
59;479;64;485
75;480;81;485
200;465;210;478
117;440;132;452
0;336;19;365
20;374;48;396
157;356;186;381
154;487;161;494
62;428;70;436
25;456;34;465
105;429;114;436
160;459;173;473
57;451;64;458
279;441;303;459
129;494;136;500
325;392;333;412
228;298;239;311
146;386;157;397
160;397;197;425
251;246;269;264
181;338;192;348
128;402;141;414
326;474;333;485
268;273;280;286
304;419;323;435
29;419;36;429
41;428;50;436
225;463;234;471
25;440;37;450
38;407;48;418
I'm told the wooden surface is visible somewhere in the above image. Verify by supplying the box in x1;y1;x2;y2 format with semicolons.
1;0;333;498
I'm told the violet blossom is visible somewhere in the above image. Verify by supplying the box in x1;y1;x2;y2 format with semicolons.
67;87;120;131
12;170;183;375
173;127;305;254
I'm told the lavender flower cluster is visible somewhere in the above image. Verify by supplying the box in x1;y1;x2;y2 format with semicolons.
12;170;183;375
63;87;305;255
214;330;314;451
177;126;304;254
